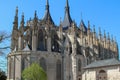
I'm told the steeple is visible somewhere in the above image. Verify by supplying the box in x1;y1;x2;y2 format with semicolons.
43;0;54;24
13;6;18;30
62;0;72;28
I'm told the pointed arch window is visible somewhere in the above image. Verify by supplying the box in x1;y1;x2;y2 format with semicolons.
22;58;25;71
56;60;62;80
78;59;82;71
40;57;47;72
38;29;45;51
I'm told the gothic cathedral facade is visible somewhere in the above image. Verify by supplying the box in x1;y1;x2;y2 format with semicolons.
7;0;119;80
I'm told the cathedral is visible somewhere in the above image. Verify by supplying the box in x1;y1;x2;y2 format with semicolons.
7;0;120;80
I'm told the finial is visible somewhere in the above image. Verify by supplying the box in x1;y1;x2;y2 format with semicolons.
111;35;114;42
60;17;62;25
65;0;69;12
46;0;49;10
72;22;76;28
21;12;24;24
107;32;110;40
46;0;49;6
66;0;69;8
99;27;101;36
93;25;96;33
104;30;106;38
15;6;18;16
22;12;24;20
114;36;117;43
34;10;37;18
88;21;90;30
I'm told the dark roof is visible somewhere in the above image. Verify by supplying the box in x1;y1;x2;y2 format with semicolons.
84;58;120;69
43;0;54;25
79;19;87;32
62;0;72;28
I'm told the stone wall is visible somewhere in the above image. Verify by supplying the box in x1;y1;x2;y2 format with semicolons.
82;65;120;80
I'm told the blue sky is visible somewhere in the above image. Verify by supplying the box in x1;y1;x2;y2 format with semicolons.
0;0;120;72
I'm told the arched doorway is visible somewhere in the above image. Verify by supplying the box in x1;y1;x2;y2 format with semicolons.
98;70;107;80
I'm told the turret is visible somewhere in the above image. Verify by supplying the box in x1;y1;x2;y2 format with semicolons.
11;7;19;50
18;13;25;50
32;11;38;51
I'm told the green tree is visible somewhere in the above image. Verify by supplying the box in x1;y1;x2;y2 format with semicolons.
22;63;47;80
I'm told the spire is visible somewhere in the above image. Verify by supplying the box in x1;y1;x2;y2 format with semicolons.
93;25;96;39
15;6;18;17
93;25;96;33
19;13;24;36
60;17;62;28
79;19;87;32
46;0;49;10
62;0;72;28
66;0;69;9
111;35;114;42
104;30;106;39
34;10;37;18
99;27;101;35
13;6;18;30
98;27;102;40
43;0;54;24
107;32;110;40
33;11;38;35
33;10;38;23
20;13;24;26
88;21;90;30
87;21;91;35
103;30;106;44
